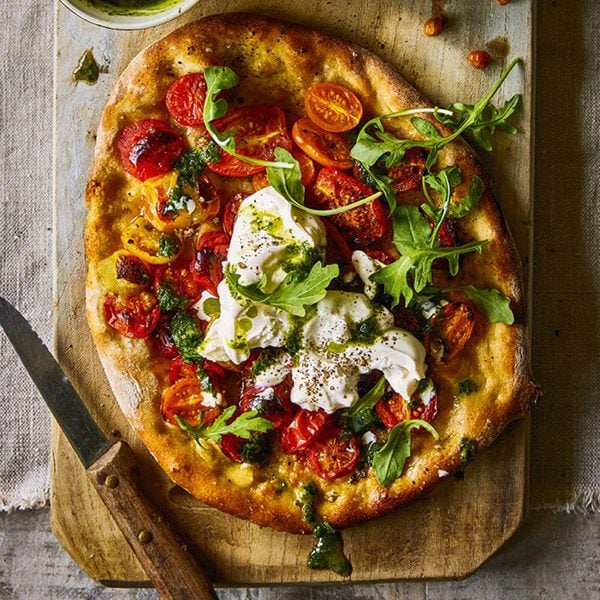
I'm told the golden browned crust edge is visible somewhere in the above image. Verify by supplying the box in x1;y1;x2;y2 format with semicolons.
85;13;541;534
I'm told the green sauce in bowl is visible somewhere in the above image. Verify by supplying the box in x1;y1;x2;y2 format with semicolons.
80;0;183;16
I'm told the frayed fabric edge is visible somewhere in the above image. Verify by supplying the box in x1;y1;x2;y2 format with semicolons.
0;490;49;512
532;489;600;514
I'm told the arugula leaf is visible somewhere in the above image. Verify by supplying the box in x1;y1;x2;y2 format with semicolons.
225;261;339;317
448;175;484;218
372;419;439;487
202;66;293;170
449;284;514;324
371;205;489;306
267;148;384;216
176;406;273;445
342;377;387;433
351;58;521;172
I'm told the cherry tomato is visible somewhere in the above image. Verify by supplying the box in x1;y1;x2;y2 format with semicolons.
280;409;334;454
152;315;179;358
307;429;360;480
322;219;354;275
387;147;427;193
161;377;221;426
154;257;203;306
165;73;207;127
140;172;194;232
208;105;293;177
292;117;353;170
168;355;204;384
191;231;230;295
376;382;438;430
304;82;363;133
241;381;295;430
393;306;425;340
252;149;316;191
364;248;395;264
115;253;152;286
219;434;245;463
117;119;186;181
311;167;388;247
376;392;410;429
221;194;245;236
121;217;182;265
103;291;160;339
425;302;476;360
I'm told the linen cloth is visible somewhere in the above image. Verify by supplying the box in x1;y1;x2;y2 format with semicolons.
0;0;597;512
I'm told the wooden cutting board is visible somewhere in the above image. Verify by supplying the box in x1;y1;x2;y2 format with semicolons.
52;0;533;586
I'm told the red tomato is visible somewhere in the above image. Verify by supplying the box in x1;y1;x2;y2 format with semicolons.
160;377;221;426
208;105;293;177
376;387;438;430
221;194;245;236
393;306;425;339
304;82;363;133
241;381;295;430
103;292;160;339
307;430;360;480
165;73;207;127
220;434;244;463
168;356;198;384
292;117;353;170
252;149;316;191
425;302;477;360
117;119;186;181
364;248;395;264
152;315;180;358
311;167;388;247
115;253;152;286
280;409;334;454
154;257;203;306
191;231;230;295
387;147;427;193
322;219;354;275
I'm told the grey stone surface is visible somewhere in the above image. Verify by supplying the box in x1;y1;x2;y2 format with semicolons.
0;509;598;599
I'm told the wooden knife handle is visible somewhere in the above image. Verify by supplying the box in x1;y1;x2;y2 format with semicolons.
87;440;217;600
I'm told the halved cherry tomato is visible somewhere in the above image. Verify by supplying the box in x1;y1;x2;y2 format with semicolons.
151;315;180;359
191;231;230;295
140;172;194;232
364;248;395;264
307;429;360;480
221;194;245;236
241;381;295;430
103;291;160;339
387;147;427;193
117;119;186;181
252;149;316;191
322;219;353;275
121;217;182;265
280;409;334;454
115;253;152;286
292;117;353;170
425;302;477;360
168;355;198;384
304;82;363;133
393;306;425;340
160;377;221;426
154;257;203;307
376;392;410;429
220;434;245;462
165;73;207;127
311;167;388;247
208;105;293;177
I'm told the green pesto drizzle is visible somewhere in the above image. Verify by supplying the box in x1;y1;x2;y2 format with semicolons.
72;49;100;85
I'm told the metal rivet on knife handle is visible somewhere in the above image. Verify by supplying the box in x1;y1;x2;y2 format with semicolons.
138;529;153;544
105;475;119;488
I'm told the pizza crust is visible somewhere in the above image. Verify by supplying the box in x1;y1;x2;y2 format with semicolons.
85;13;540;533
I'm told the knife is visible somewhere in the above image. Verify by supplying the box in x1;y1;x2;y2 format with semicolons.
0;297;218;600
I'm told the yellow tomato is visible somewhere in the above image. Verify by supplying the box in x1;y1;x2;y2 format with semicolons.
121;216;182;264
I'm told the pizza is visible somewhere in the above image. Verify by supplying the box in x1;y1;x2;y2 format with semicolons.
85;12;540;557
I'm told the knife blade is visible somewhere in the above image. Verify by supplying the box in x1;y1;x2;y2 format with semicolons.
0;297;217;600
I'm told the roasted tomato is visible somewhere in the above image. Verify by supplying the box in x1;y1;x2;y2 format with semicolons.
393;306;425;340
152;315;179;358
103;291;160;339
114;252;152;287
252;149;316;191
208;105;293;177
221;193;245;236
154;257;204;307
292;117;353;170
307;429;360;480
376;380;438;429
241;381;295;430
425;302;477;360
387;147;427;193
161;377;221;426
191;231;230;296
280;409;334;454
304;82;363;133
165;73;207;127
311;167;388;247
121;216;182;265
168;356;199;383
322;219;354;275
117;119;186;181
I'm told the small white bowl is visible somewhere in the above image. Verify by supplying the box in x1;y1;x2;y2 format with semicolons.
60;0;200;30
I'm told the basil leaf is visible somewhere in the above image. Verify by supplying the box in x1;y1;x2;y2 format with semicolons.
372;419;439;487
449;284;514;324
